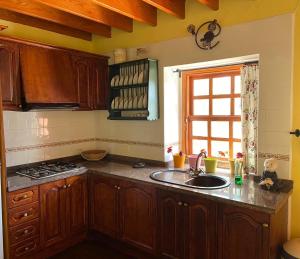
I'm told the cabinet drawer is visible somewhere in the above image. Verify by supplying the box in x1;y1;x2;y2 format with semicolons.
9;202;39;227
9;219;39;245
10;237;39;259
8;187;39;209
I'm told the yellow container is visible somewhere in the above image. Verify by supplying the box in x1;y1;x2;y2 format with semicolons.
173;154;186;169
204;158;218;173
229;159;235;176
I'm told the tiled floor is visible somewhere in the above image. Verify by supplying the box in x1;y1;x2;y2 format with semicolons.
50;240;135;259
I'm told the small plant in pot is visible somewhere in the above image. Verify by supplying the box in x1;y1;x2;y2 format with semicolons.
167;146;186;169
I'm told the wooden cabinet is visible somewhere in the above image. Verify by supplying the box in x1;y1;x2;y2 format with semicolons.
40;179;67;248
218;204;270;259
89;174;157;254
40;175;87;249
8;186;41;259
157;190;216;259
119;180;156;253
0;36;109;111
89;174;119;237
66;175;88;235
73;56;108;110
0;39;21;110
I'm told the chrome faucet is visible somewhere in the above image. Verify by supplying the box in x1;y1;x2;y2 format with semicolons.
188;151;206;177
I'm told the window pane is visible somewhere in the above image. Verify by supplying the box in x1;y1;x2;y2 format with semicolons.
213;76;231;95
192;121;208;137
192;139;208;154
211;141;229;157
233;121;242;139
235;76;241;93
193;79;209;96
211;121;229;138
194;99;209;115
212;98;230;115
233;142;242;156
234;98;241;115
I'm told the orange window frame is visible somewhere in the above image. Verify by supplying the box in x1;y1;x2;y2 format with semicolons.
182;65;242;159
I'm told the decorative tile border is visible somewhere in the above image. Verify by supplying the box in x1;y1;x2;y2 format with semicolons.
5;138;290;162
258;152;290;162
6;138;96;153
96;138;163;148
5;138;164;153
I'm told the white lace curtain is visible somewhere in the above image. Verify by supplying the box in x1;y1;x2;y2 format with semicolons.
241;64;259;174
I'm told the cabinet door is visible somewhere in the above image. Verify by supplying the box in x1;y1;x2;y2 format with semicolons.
89;174;119;238
184;196;217;259
40;180;67;248
218;204;270;259
0;40;21;110
73;56;92;110
157;190;183;259
119;181;156;254
66;175;88;236
90;59;108;110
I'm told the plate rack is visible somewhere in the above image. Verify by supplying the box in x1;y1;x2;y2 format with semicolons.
108;58;159;121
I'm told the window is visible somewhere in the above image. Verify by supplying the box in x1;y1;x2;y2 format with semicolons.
182;65;242;164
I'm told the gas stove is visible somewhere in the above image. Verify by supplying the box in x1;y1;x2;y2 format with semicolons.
15;162;81;179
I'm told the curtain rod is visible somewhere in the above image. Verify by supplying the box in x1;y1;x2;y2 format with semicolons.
173;60;259;73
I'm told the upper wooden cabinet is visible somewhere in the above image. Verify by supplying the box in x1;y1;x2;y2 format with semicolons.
73;55;108;110
0;40;22;110
0;36;109;111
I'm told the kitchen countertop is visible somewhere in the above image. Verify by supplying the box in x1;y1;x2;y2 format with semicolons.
7;160;292;214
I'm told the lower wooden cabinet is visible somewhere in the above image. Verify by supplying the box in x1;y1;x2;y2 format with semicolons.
157;190;216;259
89;174;119;238
218;204;273;259
89;174;157;254
119;180;156;253
40;175;87;250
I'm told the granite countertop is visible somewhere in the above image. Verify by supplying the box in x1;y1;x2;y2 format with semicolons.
7;161;292;214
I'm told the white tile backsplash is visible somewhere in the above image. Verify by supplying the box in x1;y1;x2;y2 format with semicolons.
4;111;97;166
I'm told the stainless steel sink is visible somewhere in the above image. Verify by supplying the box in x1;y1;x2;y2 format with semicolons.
150;170;230;190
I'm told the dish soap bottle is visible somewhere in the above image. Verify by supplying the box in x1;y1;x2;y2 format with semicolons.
234;153;244;185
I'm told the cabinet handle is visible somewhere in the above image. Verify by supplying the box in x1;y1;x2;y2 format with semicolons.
183;203;189;207
262;223;269;228
22;212;28;218
23;194;28;199
63;185;67;189
114;185;118;189
24;229;29;235
117;187;121;190
25;247;29;251
67;184;71;188
178;201;183;206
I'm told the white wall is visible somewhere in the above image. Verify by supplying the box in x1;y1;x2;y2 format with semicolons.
97;14;293;178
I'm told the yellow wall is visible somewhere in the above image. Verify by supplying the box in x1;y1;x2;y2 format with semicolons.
291;2;300;238
93;0;299;53
0;19;94;53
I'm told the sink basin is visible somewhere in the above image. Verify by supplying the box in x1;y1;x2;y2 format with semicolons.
185;175;230;189
150;170;230;190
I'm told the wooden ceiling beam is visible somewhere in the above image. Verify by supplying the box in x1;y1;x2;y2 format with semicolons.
0;9;92;40
0;0;111;38
35;0;133;32
142;0;185;19
93;0;157;26
198;0;219;10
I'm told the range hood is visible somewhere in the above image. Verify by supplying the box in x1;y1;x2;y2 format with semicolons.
20;45;79;110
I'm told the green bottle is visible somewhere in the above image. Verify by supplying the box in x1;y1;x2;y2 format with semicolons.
234;160;243;185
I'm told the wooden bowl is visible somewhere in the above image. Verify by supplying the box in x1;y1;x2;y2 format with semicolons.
81;150;107;161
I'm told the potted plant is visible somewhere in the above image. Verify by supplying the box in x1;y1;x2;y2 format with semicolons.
167;146;186;169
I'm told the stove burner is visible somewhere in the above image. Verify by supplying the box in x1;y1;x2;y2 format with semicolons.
16;162;80;179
